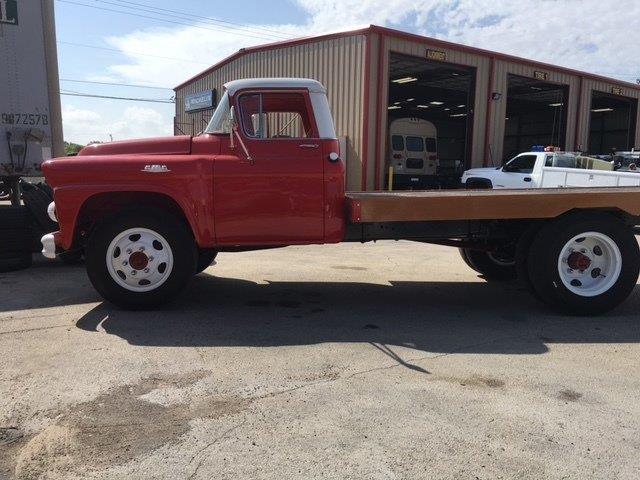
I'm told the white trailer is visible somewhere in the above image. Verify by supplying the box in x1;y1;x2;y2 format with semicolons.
1;0;64;271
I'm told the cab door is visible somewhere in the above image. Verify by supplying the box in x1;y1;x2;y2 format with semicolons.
498;154;537;188
213;90;325;245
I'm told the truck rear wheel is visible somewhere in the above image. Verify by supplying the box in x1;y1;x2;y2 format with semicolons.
527;213;640;315
85;210;197;309
459;246;517;280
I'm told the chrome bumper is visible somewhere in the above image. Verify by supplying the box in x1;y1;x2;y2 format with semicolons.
41;233;57;259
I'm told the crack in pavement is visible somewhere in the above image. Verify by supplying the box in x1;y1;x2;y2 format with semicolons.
187;418;247;480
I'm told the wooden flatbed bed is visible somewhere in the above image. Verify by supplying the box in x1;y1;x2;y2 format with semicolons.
346;187;640;223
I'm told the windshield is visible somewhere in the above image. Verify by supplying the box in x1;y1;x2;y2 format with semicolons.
204;92;230;134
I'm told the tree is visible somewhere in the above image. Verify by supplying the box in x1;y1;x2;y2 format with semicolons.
63;141;84;156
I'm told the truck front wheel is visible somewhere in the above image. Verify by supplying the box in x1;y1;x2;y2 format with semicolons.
85;210;197;309
459;246;517;280
527;213;640;315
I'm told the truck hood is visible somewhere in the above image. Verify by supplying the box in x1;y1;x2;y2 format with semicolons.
462;167;502;179
78;135;192;156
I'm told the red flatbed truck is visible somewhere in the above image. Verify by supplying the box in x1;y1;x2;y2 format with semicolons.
41;79;640;314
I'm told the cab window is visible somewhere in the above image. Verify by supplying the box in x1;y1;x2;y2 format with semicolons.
505;154;536;173
406;136;424;152
391;135;404;151
238;92;315;139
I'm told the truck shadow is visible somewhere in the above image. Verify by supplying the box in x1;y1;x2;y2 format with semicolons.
75;273;640;355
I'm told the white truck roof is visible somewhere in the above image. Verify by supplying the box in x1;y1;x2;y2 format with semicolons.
224;78;327;95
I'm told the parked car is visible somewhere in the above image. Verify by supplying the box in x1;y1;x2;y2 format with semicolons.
461;150;640;189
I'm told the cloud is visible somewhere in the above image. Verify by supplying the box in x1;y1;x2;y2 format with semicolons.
65;0;640;142
62;104;101;125
62;104;172;145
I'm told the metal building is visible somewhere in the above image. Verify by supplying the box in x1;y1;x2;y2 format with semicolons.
174;25;640;191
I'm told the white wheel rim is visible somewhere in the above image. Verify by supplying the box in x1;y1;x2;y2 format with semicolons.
557;231;622;297
106;228;174;292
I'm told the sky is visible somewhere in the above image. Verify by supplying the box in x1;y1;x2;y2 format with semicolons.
55;0;640;145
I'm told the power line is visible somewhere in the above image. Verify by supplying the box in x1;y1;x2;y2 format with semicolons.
60;78;172;90
57;40;211;65
97;0;291;39
55;0;285;41
60;91;175;103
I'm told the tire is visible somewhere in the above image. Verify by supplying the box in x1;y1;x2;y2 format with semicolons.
465;178;492;189
460;246;517;280
515;222;543;298
85;209;197;309
0;252;32;273
196;249;218;274
0;228;33;254
21;182;57;232
527;212;640;315
458;248;478;272
0;205;33;230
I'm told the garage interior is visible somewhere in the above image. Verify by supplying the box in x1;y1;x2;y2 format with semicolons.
588;91;638;154
387;53;476;186
502;74;568;162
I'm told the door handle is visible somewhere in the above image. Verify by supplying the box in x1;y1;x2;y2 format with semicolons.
299;143;319;149
524;177;532;182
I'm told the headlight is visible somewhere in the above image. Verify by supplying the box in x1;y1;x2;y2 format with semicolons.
47;201;58;223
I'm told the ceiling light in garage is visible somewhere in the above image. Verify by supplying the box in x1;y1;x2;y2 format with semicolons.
417;105;429;108
406;98;415;101
444;108;451;111
549;102;563;107
388;105;402;110
430;101;444;105
450;113;467;117
456;104;465;108
591;107;614;112
392;77;417;84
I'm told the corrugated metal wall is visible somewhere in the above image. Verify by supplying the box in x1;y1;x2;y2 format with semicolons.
575;80;640;151
488;61;581;164
175;35;366;191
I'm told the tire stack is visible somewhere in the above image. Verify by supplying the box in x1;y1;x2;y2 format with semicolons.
0;181;70;273
0;205;34;272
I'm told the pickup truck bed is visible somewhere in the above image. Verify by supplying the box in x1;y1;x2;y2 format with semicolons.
346;187;640;223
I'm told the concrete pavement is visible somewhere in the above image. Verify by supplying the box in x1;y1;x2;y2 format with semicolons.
1;241;639;479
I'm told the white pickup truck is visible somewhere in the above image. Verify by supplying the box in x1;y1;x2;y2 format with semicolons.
461;151;640;189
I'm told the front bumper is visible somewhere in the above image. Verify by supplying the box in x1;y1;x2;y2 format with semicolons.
41;232;60;259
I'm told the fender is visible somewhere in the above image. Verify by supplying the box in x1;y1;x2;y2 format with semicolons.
54;183;215;250
54;182;214;250
43;153;217;250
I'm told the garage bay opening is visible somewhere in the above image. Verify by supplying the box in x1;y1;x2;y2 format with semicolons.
387;52;476;190
589;91;638;154
503;74;568;163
